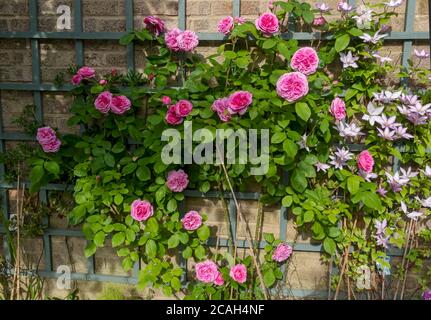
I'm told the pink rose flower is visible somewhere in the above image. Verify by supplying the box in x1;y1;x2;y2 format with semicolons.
77;66;95;79
71;74;82;85
313;16;327;27
357;150;374;173
174;100;193;117
37;126;57;145
99;79;107;85
255;12;279;36
214;272;225;286
165;28;182;52
228;91;253;115
291;47;319;75
110;95;131;115
94;91;113;114
130;200;154;222
143;16;166;36
218;16;234;35
229;264;247;284
162;96;172;105
329;97;346;121
272;243;293;262
166;169;189;192
165;105;184;125
181;210;203;231
276;72;309;102
195;260;219;283
211;98;232;122
41;138;62;153
178;30;199;52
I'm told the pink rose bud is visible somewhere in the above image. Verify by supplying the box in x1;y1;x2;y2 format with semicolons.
130;200;154;222
99;79;107;85
234;17;246;25
255;12;279;36
329;97;346;121
110;95;132;115
291;47;320;75
272;243;293;262
214;272;225;286
357;150;374;174
166;169;189;192
229;264;247;284
217;16;235;35
94;91;113;114
181;211;203;231
276;72;309;102
162;96;172;105
77;66;95;79
227;91;253;115
195;260;219;283
313;16;327;27
165;105;184;125
71;74;82;85
111;68;117;76
174;100;193;118
148;73;155;81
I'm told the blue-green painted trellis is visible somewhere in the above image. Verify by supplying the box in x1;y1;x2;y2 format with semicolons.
0;0;428;298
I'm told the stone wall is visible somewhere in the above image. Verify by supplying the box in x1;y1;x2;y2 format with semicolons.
0;0;429;300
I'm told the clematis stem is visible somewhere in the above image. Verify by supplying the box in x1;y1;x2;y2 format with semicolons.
216;148;269;300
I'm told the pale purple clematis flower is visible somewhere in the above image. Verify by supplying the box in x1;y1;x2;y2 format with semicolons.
376;114;398;129
329;147;354;169
337;1;354;13
377;127;396;140
400;201;423;221
315;3;331;12
373;90;402;104
399;94;418;106
423;290;431;300
375;219;387;235
359;170;378;182
297;133;310;152
315;162;330;173
383;0;403;8
421;165;431;178
393;126;414;140
377;187;388;197
386;171;410;192
410;102;431;115
416;196;431;208
340;51;359;69
335;121;364;139
373;52;393;63
359;31;387;44
352;5;373;29
376;234;390;248
414;49;430;59
362;102;384;125
400;167;418;180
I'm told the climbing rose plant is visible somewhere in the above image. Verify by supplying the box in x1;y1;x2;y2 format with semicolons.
27;0;431;300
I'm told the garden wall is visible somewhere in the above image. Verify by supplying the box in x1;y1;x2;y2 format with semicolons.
0;0;430;299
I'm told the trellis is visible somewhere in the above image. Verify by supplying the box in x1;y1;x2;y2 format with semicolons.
0;0;428;298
